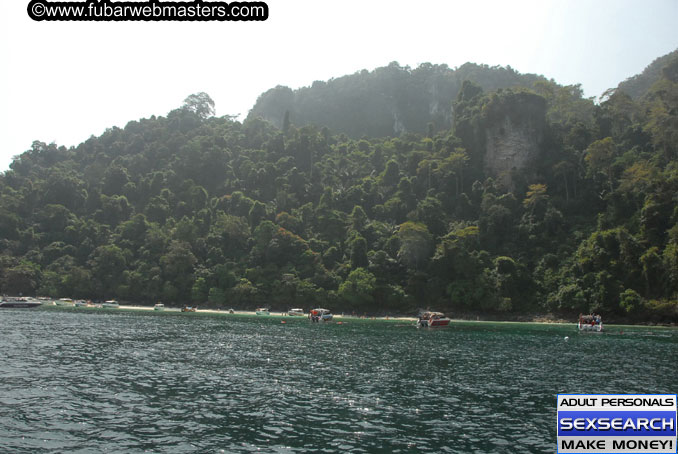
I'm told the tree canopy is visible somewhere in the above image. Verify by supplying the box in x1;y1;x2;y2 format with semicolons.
2;51;678;323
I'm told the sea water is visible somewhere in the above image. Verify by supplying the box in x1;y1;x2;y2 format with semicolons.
1;308;676;453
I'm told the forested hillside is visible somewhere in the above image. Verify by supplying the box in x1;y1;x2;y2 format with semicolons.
1;54;678;322
616;49;678;100
248;61;548;138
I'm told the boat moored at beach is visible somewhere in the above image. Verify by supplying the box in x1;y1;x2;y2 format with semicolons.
578;314;603;332
255;308;270;315
309;308;333;322
154;303;165;311
417;311;451;328
55;298;75;306
102;300;120;308
288;308;304;316
181;306;197;312
0;297;42;309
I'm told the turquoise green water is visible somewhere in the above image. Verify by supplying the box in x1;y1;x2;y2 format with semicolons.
1;308;676;453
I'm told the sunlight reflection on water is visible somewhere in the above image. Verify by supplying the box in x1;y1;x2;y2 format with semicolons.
1;309;676;453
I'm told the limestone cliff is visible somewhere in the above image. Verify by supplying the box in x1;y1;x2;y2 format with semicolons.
247;62;548;138
482;92;546;189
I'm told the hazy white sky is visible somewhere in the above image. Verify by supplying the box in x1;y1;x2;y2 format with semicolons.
1;0;676;171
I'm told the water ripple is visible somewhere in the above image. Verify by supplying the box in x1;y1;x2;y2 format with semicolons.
1;310;677;453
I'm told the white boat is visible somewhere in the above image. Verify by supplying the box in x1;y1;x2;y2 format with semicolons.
417;311;451;328
0;297;42;309
55;298;75;306
309;308;333;322
578;314;603;332
74;300;88;307
154;303;165;311
288;308;304;316
102;300;120;308
255;308;270;315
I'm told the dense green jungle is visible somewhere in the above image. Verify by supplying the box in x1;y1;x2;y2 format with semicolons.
1;51;677;323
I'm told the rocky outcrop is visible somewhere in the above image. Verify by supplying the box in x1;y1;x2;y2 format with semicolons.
247;62;548;138
483;92;546;189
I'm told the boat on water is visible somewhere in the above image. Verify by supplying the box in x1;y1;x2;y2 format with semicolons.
55;298;75;306
0;297;42;309
181;306;197;312
37;297;55;305
255;308;270;315
102;300;120;308
309;308;333;322
417;311;451;328
74;300;90;307
578;314;603;332
154;303;165;311
288;308;304;316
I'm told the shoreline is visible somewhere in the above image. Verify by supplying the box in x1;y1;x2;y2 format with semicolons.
34;304;677;327
117;305;420;321
111;306;677;327
116;306;563;324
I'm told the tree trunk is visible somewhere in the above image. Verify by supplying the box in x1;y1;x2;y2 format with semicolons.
563;173;569;202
